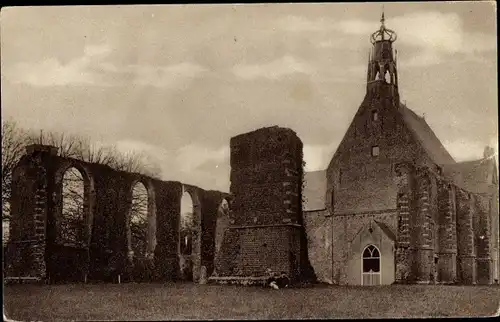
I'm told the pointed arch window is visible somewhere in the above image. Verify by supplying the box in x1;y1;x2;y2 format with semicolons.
362;245;381;285
384;70;391;84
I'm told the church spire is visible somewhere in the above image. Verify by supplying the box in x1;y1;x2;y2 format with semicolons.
366;12;399;102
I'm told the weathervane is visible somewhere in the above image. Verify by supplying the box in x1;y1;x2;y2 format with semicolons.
370;7;397;44
381;5;385;27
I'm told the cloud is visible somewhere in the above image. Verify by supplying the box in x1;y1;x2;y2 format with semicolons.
114;139;230;190
132;63;207;89
335;19;374;35
175;144;229;173
5;44;113;87
280;12;496;67
303;142;339;172
443;138;493;162
114;138;347;189
232;55;314;80
84;44;113;58
5;44;207;89
7;58;101;87
278;15;333;32
403;50;442;67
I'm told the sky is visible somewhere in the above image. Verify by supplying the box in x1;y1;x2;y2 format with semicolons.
1;2;497;193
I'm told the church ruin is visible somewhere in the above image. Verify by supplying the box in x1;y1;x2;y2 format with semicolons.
210;126;315;285
5;144;229;283
4;14;498;286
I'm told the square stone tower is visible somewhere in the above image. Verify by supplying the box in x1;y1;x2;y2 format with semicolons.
213;126;305;283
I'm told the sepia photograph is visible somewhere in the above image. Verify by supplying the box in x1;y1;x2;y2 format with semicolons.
2;2;499;320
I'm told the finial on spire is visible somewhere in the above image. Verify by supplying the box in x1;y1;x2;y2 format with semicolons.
381;6;385;27
370;9;397;44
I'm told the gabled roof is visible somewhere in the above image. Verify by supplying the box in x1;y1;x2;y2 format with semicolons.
302;170;327;211
349;220;396;244
374;221;396;241
398;104;456;165
443;157;498;194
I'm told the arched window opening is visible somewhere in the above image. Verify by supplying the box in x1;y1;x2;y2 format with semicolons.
179;189;195;281
384;70;391;84
180;191;194;256
375;71;381;81
60;167;86;246
3;210;10;246
215;198;230;256
362;245;381;286
218;198;230;218
130;182;149;260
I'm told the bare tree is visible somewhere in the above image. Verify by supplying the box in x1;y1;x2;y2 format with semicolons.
180;193;194;255
129;182;149;259
25;129;162;178
2;121;163;246
59;167;86;245
2;120;31;243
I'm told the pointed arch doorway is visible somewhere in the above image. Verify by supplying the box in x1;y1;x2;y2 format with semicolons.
362;245;381;286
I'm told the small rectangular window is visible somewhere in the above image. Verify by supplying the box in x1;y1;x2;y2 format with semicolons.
371;146;380;157
371;110;379;121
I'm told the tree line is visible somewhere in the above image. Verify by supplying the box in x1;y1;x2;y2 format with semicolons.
2;119;162;245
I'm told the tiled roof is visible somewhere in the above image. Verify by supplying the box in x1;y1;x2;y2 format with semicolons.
443;157;497;194
302;170;327;211
398;105;456;165
302;103;493;210
374;221;396;241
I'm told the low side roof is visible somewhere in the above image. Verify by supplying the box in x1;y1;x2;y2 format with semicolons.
398;105;456;166
443;157;497;194
374;221;396;241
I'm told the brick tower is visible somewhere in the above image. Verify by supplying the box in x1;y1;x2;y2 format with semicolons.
212;126;305;284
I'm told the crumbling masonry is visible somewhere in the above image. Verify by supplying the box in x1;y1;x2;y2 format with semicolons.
6;144;229;283
5;13;498;287
210;126;315;284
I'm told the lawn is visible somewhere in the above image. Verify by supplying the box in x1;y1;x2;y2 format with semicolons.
3;282;500;320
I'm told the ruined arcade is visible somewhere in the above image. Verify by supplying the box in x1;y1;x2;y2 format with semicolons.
5;144;229;283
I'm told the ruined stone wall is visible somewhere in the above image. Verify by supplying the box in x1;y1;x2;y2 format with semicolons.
200;190;231;278
301;210;332;283
6;144;227;283
6;145;56;280
214;126;309;281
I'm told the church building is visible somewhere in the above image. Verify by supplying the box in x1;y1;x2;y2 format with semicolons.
303;14;499;286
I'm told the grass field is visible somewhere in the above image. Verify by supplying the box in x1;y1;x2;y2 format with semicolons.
4;282;500;320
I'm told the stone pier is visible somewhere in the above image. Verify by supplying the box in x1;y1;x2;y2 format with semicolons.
210;126;305;285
